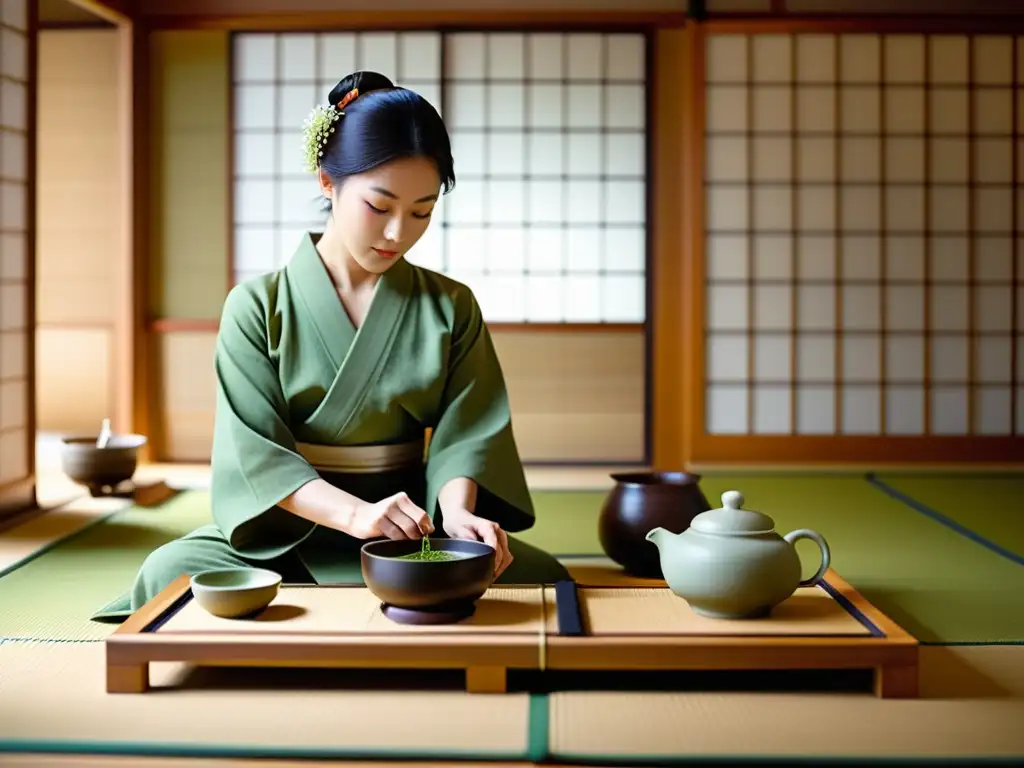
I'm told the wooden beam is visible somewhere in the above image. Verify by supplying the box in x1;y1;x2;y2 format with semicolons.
111;21;132;445
63;0;134;25
649;26;687;472
123;20;152;460
38;21;117;30
24;0;39;506
680;22;706;469
63;0;133;25
142;10;685;31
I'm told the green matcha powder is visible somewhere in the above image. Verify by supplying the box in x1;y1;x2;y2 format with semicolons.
396;536;459;561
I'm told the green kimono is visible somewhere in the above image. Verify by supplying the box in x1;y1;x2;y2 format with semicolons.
92;233;568;622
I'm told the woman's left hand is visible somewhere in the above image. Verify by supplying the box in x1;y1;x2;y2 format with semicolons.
443;509;513;578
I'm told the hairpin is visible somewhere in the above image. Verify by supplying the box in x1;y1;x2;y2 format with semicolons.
337;88;359;110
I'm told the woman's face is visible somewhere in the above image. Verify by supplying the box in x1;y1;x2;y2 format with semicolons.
319;156;440;274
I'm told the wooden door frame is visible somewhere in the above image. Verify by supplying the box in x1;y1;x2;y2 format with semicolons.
2;0;147;518
59;1;151;463
0;0;38;518
683;15;1024;467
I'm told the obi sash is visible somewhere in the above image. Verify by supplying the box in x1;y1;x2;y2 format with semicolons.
294;437;426;475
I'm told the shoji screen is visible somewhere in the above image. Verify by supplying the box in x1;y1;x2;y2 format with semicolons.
702;32;1021;453
0;0;33;510
230;30;649;326
441;32;647;324
231;32;444;285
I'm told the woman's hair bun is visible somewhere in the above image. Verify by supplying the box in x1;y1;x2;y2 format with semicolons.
327;71;396;107
304;68;455;204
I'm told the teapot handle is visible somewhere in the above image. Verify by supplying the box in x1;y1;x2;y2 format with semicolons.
783;529;831;587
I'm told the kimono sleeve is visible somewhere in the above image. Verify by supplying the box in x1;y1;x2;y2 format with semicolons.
424;287;535;533
209;283;321;558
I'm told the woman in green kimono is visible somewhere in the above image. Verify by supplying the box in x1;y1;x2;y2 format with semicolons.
94;71;570;621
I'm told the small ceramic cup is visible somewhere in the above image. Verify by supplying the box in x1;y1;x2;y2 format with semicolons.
190;567;282;618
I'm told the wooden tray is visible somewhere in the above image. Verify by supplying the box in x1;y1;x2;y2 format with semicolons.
105;569;918;698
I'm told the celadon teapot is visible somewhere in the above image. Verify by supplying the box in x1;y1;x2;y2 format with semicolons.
645;490;831;619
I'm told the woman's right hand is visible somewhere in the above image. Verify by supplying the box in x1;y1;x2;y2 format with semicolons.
343;492;435;540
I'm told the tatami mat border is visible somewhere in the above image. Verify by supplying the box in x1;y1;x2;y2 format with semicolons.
0;638;102;644
866;474;1024;568
0;742;532;762
0;503;134;580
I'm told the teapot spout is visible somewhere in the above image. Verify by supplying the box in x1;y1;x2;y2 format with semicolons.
645;527;668;548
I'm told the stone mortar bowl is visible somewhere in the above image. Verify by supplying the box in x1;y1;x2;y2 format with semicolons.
60;433;148;496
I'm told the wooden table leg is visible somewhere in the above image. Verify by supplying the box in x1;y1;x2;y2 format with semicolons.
466;666;506;693
875;664;918;698
107;663;149;693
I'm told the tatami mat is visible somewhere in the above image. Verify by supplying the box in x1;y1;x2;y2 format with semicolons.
548;645;1024;763
2;470;1023;764
872;473;1024;562
0;491;210;641
0;496;132;578
0;642;1021;763
3;473;1024;644
0;641;536;761
515;491;605;554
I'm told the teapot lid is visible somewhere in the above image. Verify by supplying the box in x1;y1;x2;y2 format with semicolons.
690;491;775;535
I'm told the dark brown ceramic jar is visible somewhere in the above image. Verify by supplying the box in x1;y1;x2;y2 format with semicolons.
598;471;711;578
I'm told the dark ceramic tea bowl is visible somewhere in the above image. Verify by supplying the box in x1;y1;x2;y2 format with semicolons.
60;434;148;497
360;537;496;623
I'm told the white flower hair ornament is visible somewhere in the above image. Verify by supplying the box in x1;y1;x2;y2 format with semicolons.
301;87;359;173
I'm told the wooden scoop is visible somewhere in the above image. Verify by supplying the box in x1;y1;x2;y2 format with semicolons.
96;418;112;449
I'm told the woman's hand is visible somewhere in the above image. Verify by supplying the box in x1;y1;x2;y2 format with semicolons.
443;508;513;577
281;479;432;541
343;492;434;540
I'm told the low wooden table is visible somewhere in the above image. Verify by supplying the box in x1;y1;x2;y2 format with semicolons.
105;567;919;698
